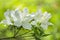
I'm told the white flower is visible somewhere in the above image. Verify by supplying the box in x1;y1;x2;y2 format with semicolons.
31;10;42;26
0;8;53;30
31;10;53;30
14;8;32;30
40;12;53;30
1;9;12;25
31;10;43;23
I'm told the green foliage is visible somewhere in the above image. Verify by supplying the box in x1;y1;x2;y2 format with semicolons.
0;0;60;40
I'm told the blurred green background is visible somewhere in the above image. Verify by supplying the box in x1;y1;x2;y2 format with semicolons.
0;0;60;40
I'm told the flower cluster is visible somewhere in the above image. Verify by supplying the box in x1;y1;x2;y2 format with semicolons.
0;8;53;30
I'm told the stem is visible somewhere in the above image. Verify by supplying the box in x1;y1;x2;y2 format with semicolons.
14;26;22;37
0;37;14;40
0;26;22;40
16;30;32;37
33;26;43;40
0;26;32;40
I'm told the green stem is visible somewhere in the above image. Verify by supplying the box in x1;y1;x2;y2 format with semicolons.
14;26;22;37
33;26;44;40
0;26;22;40
16;30;32;37
0;37;14;40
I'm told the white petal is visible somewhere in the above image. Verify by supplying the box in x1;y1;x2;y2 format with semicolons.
23;7;29;13
25;15;34;22
34;10;42;21
14;20;21;27
4;9;11;20
14;11;21;20
43;12;51;21
19;12;24;21
15;8;20;12
22;8;29;17
41;23;48;30
30;13;35;17
22;22;32;30
10;11;17;21
1;20;12;25
46;13;51;20
15;12;20;18
36;9;42;17
4;9;10;17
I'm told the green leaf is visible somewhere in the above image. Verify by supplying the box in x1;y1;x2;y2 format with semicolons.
42;34;51;37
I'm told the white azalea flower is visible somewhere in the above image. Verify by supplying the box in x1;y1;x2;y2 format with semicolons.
40;12;53;30
14;8;32;30
31;10;53;30
30;10;43;24
0;8;53;30
1;9;12;25
31;10;42;26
